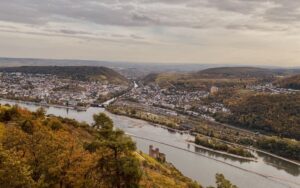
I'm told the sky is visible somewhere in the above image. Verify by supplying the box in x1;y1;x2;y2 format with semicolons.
0;0;300;67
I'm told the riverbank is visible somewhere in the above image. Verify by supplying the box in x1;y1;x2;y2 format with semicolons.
220;138;300;166
107;102;300;166
0;98;89;111
194;135;255;159
107;104;181;129
7;97;298;166
129;134;300;188
193;133;300;165
4;97;295;164
0;98;299;188
190;142;256;161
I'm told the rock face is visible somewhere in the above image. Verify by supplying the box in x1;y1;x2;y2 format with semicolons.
149;145;166;163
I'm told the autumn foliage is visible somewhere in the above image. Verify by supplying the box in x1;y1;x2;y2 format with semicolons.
0;105;141;188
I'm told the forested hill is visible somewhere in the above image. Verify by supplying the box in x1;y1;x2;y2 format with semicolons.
0;105;202;188
214;93;300;141
197;67;275;78
0;66;129;85
141;67;275;91
276;74;300;90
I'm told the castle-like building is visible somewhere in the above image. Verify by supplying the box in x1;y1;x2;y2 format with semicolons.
149;145;166;163
210;86;219;95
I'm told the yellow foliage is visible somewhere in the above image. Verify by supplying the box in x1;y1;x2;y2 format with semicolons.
0;123;5;140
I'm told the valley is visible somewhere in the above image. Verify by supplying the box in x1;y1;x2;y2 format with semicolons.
0;65;299;188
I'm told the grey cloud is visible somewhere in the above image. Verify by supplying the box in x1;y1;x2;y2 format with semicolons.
0;0;299;31
57;29;92;35
202;0;300;24
225;23;289;32
150;0;300;24
130;34;145;40
0;27;152;45
195;0;260;14
263;1;300;23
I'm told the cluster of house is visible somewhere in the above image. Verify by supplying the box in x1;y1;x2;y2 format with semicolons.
122;83;230;118
0;72;126;107
198;103;230;114
247;84;299;94
124;83;209;110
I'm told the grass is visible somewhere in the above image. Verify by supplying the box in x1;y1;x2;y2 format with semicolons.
136;152;202;188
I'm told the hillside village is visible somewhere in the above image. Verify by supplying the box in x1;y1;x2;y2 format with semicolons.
0;72;127;108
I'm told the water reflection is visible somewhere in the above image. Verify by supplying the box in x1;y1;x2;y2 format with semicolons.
256;151;300;176
194;146;251;164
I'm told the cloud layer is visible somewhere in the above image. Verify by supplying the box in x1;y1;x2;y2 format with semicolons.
0;0;299;66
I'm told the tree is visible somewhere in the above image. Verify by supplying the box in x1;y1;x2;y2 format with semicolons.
215;173;238;188
188;181;201;188
54;131;95;188
21;120;34;134
0;145;35;188
0;105;20;122
92;113;142;188
93;113;114;131
0;108;143;188
34;107;46;118
46;118;63;131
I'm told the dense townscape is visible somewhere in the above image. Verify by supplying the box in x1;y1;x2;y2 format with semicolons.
0;72;127;109
126;83;209;109
119;81;299;125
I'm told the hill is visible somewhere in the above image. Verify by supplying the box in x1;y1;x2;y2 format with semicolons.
197;67;275;78
0;105;201;188
0;66;129;85
214;92;300;141
275;74;300;90
142;67;275;91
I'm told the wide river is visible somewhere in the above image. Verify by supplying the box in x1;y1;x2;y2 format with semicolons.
1;99;299;188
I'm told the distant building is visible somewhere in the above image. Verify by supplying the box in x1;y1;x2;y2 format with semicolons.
184;105;192;111
180;123;193;130
210;86;219;95
149;145;166;163
40;100;48;106
68;100;78;106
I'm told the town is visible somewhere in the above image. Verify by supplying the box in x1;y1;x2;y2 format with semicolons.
0;72;128;110
109;75;300;135
119;82;230;120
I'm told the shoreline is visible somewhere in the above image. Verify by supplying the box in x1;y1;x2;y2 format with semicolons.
187;141;257;161
0;98;299;166
116;109;257;161
216;136;300;166
128;133;300;188
108;109;300;166
0;98;89;111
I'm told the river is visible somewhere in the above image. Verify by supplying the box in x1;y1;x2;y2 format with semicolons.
0;99;299;188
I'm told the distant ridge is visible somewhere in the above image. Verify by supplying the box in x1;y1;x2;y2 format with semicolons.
0;58;299;77
275;74;300;90
198;67;274;78
0;66;129;85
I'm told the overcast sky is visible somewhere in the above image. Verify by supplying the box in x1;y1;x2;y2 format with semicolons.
0;0;300;66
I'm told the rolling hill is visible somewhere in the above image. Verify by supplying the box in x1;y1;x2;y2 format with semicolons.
197;67;275;78
143;67;277;90
275;74;300;90
0;66;129;85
